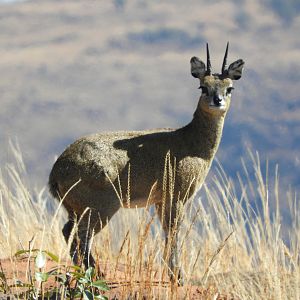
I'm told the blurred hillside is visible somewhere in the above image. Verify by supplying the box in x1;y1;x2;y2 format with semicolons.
0;0;299;198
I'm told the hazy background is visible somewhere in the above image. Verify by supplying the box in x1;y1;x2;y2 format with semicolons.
0;0;299;204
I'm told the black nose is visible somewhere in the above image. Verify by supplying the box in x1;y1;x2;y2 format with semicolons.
213;95;222;106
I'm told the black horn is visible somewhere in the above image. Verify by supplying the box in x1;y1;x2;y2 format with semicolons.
221;42;229;74
206;43;212;75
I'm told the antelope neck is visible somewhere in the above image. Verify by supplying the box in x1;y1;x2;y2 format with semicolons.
182;105;226;160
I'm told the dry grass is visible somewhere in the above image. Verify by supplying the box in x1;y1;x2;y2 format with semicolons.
0;141;299;299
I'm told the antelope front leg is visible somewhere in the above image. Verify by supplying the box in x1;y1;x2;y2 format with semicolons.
156;203;184;285
62;216;96;269
164;228;183;285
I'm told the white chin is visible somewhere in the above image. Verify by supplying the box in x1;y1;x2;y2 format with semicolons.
209;105;226;111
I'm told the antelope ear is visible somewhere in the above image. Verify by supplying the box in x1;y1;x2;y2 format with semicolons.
190;56;206;80
227;59;245;80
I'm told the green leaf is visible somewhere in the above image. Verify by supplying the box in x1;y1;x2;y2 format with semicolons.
43;250;59;262
70;270;86;278
91;280;109;291
69;265;83;271
95;295;108;300
15;249;41;257
35;271;49;282
83;289;94;300
85;267;95;280
55;273;67;283
79;277;89;284
72;291;83;298
77;284;84;293
14;249;59;263
70;273;84;282
14;249;31;257
47;268;62;276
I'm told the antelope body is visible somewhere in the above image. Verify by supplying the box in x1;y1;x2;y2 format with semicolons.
49;43;244;283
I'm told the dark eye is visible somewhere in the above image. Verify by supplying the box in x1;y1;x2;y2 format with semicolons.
226;87;234;95
199;86;209;94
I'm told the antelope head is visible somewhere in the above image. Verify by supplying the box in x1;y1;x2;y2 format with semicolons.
190;43;245;116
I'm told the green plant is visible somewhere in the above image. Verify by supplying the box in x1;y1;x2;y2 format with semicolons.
11;248;59;299
11;248;109;299
65;266;109;300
